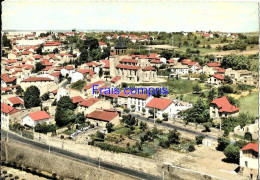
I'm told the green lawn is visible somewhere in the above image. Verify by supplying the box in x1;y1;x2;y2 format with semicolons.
239;92;259;117
183;94;201;104
163;79;199;95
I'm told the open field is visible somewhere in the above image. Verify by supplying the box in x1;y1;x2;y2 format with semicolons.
239;92;259;117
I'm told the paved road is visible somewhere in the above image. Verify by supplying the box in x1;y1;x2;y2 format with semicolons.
129;112;219;141
1;130;160;180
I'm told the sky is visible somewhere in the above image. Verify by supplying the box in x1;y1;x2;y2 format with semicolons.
2;1;259;32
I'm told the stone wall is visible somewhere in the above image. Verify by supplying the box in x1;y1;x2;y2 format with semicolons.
1;140;137;180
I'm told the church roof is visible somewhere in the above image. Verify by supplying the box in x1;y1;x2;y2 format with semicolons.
115;36;127;49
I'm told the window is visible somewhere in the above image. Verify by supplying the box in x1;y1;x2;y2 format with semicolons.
245;161;248;167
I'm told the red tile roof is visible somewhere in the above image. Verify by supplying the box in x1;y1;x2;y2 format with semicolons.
28;111;51;121
129;94;149;100
213;74;224;80
150;60;162;64
131;55;148;59
2;75;16;83
111;76;121;83
79;98;100;107
8;97;24;105
1;87;12;92
22;51;32;55
65;65;75;70
100;60;110;68
42;66;54;71
218;68;226;73
1;103;20;115
50;72;61;77
21;77;53;82
52;89;58;94
78;69;95;75
84;81;104;90
86;110;119;122
33;55;42;59
99;42;107;46
85;62;100;67
149;53;160;59
120;59;138;63
241;143;259;153
116;64;140;70
100;91;118;98
25;65;34;70
211;96;239;113
142;66;156;71
118;90;130;97
207;62;221;67
71;96;84;103
146;98;172;110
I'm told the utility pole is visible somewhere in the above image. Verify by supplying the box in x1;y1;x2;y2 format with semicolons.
171;33;174;47
49;140;51;154
154;108;156;124
162;170;165;180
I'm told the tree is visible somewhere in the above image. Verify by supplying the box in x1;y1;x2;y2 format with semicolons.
76;112;85;123
139;121;147;131
168;130;180;144
224;76;233;84
131;104;136;111
195;136;205;145
208;88;217;101
99;68;103;78
142;108;146;115
162;113;168;121
160;50;172;60
53;48;59;54
36;45;43;55
35;122;56;134
216;137;229;151
206;45;211;49
184;99;211;131
192;84;202;94
41;92;50;101
16;86;24;96
224;144;240;163
55;96;75;127
2;34;12;49
34;62;46;73
199;74;207;82
96;131;105;141
123;107;130;113
106;122;114;133
24;86;41;108
149;108;157;118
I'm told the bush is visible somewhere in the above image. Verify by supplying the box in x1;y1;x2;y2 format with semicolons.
224;144;240;163
195;136;205;145
70;80;86;90
188;144;195;152
216;137;229;151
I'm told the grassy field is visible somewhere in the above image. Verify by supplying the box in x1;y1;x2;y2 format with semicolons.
239;92;259;117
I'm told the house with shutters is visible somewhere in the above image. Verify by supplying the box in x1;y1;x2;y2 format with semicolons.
209;96;239;119
145;98;173;118
86;109;119;127
240;143;258;179
77;98;110;116
127;94;153;113
1;103;20;130
22;111;51;127
207;74;224;87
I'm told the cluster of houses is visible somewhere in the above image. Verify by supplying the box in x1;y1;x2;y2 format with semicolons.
1;31;258;178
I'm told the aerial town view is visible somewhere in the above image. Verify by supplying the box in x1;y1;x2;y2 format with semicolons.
1;1;259;180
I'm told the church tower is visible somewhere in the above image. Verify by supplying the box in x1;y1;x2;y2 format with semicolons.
114;36;127;55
